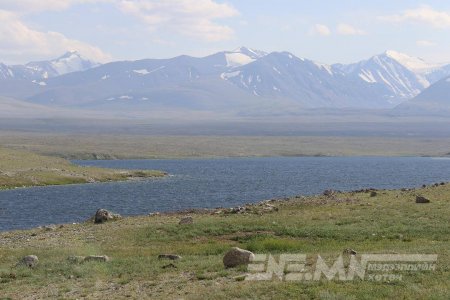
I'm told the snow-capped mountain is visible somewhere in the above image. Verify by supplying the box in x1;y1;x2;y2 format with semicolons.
220;51;391;108
26;51;100;78
0;51;99;81
2;47;450;114
334;51;450;104
334;51;429;102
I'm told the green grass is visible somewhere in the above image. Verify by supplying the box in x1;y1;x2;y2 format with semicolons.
0;184;449;299
0;147;165;190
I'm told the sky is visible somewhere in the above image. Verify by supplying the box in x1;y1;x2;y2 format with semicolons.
1;0;450;65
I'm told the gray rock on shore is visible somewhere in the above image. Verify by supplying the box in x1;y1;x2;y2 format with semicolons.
94;209;121;224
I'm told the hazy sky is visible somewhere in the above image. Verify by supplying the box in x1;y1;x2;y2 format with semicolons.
1;0;450;64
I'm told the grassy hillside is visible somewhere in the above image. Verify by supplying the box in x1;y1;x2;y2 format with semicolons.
0;147;165;190
0;184;448;299
2;132;450;159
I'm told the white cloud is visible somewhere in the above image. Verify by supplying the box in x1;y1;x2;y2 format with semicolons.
0;10;110;63
310;24;331;36
336;23;366;36
118;0;239;42
416;40;437;47
380;5;450;29
0;0;111;14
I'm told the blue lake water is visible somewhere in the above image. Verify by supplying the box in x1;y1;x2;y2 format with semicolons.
1;157;450;231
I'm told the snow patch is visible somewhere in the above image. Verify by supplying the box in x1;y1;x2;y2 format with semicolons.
225;53;255;67
314;62;333;75
119;95;133;100
359;70;376;83
385;50;443;74
220;71;241;80
134;66;165;75
133;69;150;75
272;67;282;75
101;75;110;80
32;80;47;86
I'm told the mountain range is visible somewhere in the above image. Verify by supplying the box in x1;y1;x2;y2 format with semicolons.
1;47;449;116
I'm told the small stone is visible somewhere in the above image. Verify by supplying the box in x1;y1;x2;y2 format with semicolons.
67;256;86;264
162;263;177;269
158;254;182;260
415;196;430;203
343;248;357;255
42;225;57;231
179;216;193;225
323;190;336;197
230;206;246;214
370;191;377;197
223;247;255;268
83;255;110;263
19;255;39;268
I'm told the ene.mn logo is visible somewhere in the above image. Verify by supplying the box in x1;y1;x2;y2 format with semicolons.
245;254;437;282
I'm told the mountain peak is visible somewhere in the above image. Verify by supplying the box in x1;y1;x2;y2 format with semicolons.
55;50;96;63
231;46;267;59
381;50;441;73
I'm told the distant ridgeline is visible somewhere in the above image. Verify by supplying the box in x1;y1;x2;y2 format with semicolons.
1;47;449;116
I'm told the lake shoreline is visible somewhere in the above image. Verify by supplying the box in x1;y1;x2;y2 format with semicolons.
1;180;447;234
1;182;448;299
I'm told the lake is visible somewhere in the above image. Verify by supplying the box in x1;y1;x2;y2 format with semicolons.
1;157;450;231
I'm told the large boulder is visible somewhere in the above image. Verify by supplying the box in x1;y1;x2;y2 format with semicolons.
223;247;255;268
19;255;39;268
94;209;121;224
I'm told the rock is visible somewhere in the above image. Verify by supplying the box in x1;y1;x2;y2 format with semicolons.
42;225;57;231
178;216;193;225
223;247;255;268
83;255;110;263
158;254;182;260
262;204;278;212
230;206;246;214
162;263;177;269
415;196;430;203
67;256;86;264
94;209;121;224
19;255;39;268
343;248;357;255
148;212;160;217
370;191;377;197
323;190;336;197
